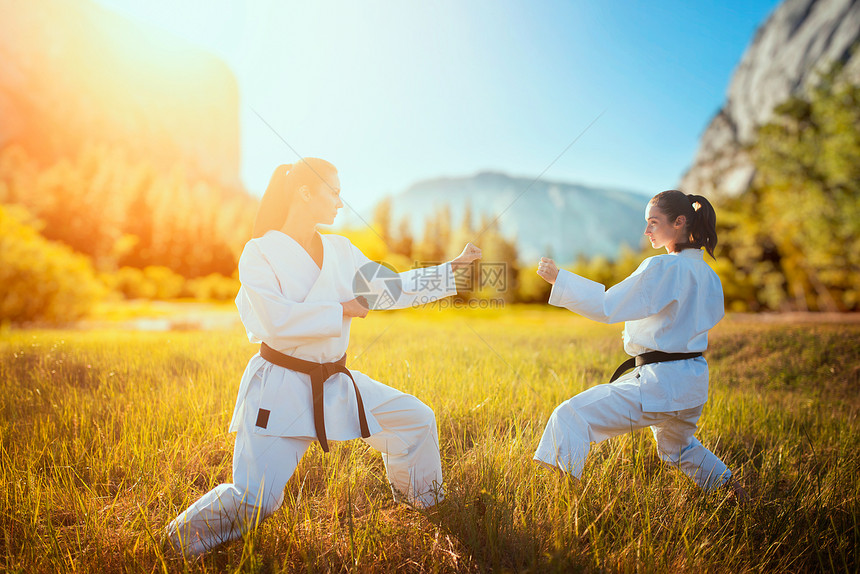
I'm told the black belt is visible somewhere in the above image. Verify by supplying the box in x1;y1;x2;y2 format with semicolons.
258;342;370;452
609;351;703;383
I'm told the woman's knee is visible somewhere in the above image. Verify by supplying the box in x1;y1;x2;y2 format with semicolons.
232;470;287;514
238;485;284;518
547;397;581;429
395;394;437;430
417;398;437;425
652;420;696;459
260;490;285;516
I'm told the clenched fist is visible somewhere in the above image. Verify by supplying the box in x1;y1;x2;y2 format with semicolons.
342;297;370;318
451;243;482;270
536;257;559;285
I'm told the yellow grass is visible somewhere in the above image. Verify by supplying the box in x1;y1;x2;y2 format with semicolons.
0;306;858;572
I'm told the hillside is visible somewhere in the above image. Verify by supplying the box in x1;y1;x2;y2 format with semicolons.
385;171;650;264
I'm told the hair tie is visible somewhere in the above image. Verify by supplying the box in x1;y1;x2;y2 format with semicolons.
687;194;702;213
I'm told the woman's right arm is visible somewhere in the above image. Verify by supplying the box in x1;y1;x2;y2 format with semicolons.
237;242;345;346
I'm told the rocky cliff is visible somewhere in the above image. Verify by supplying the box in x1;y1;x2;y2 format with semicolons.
680;0;860;196
0;0;241;190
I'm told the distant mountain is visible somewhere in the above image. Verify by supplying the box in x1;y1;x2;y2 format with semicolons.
384;171;650;265
0;0;242;191
680;0;860;196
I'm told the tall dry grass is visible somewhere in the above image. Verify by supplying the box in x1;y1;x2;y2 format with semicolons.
0;307;857;572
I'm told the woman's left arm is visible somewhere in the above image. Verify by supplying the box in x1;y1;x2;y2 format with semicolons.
546;257;679;324
450;243;482;271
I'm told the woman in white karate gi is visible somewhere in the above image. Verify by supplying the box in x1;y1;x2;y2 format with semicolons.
533;190;745;498
166;158;481;556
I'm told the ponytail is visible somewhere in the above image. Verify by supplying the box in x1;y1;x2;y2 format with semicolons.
252;164;294;239
251;158;338;239
650;190;719;259
686;194;718;259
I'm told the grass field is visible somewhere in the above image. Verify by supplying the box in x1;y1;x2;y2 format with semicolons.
1;306;858;573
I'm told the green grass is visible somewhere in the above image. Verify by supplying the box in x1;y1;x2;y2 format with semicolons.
1;307;858;572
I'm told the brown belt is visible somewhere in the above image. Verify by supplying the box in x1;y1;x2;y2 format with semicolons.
258;342;370;452
609;351;703;383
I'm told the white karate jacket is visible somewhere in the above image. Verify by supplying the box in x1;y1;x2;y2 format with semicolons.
548;248;724;411
229;230;456;438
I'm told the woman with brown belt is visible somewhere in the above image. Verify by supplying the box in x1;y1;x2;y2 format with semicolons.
166;158;481;556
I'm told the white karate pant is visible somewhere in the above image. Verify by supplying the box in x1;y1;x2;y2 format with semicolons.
534;378;730;491
166;376;443;556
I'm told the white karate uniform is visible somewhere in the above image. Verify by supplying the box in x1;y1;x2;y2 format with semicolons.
534;249;732;490
167;231;456;555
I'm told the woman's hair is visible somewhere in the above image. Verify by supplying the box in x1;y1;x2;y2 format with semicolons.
252;158;338;238
650;190;718;258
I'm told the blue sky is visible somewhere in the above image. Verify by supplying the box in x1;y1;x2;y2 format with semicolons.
96;0;780;211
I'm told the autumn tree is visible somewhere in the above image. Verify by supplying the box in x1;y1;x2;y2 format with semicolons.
721;63;860;311
0;143;257;279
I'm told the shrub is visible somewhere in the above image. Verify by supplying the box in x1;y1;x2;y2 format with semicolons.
0;204;105;324
112;266;185;300
184;273;240;301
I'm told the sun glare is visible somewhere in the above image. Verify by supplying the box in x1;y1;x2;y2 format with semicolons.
93;0;243;65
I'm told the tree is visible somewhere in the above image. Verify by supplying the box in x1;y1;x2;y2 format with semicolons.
0;143;258;278
372;196;393;247
413;208;446;265
472;214;519;303
391;216;414;259
725;62;860;311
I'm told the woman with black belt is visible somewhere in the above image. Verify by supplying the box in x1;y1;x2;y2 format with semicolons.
534;190;746;500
